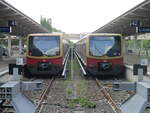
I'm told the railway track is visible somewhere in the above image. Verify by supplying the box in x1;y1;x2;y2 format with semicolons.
95;78;122;113
35;77;55;113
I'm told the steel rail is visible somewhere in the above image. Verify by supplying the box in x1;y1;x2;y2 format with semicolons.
34;77;55;113
62;48;70;77
95;78;122;113
74;50;87;75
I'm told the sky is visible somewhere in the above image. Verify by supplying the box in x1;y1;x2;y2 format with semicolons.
5;0;144;33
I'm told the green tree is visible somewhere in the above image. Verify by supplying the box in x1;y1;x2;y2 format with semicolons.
143;40;150;56
40;16;52;33
40;16;64;33
143;40;150;49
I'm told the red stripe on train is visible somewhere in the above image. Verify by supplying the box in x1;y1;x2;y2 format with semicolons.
87;57;124;67
26;57;63;65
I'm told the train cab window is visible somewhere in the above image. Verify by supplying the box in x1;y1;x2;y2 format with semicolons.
89;36;121;57
29;36;60;56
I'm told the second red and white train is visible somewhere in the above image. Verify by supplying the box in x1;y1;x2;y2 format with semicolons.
74;33;125;78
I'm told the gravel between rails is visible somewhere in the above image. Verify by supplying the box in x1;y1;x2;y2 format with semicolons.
23;79;51;105
98;80;133;106
34;77;115;113
22;79;133;113
22;56;134;113
1;51;150;113
85;78;115;113
2;53;150;113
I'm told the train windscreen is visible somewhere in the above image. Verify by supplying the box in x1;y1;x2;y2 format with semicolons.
89;36;121;57
28;36;60;56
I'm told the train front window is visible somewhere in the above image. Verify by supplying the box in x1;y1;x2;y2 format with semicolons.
89;36;121;57
29;36;60;56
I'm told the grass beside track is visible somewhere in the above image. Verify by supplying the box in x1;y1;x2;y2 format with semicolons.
64;52;96;108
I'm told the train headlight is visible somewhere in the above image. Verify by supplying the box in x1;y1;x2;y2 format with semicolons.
42;59;46;62
29;51;32;56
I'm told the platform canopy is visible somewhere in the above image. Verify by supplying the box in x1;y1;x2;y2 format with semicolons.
94;0;150;37
0;0;49;37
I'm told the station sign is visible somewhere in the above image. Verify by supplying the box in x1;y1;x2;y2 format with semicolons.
0;27;10;33
16;58;24;65
141;59;148;66
8;20;16;27
130;20;140;27
138;27;150;33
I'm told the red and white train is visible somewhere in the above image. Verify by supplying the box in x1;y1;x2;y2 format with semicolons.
74;33;125;78
24;33;70;77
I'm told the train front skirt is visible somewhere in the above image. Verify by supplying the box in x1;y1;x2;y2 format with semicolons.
24;62;63;77
86;64;125;78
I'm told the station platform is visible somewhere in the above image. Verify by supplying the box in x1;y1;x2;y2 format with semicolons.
0;54;25;83
124;54;150;72
0;54;25;66
0;57;16;68
123;54;150;83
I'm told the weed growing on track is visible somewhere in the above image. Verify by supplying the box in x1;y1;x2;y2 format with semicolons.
63;51;97;108
77;80;87;96
67;88;73;95
67;97;96;108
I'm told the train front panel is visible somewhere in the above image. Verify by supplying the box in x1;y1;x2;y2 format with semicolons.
24;34;66;77
75;34;125;77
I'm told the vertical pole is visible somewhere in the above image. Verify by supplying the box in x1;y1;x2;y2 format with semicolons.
12;68;18;81
12;67;21;81
10;26;12;33
8;36;11;57
135;27;139;34
0;46;3;61
138;68;143;82
141;40;143;49
71;47;74;80
19;38;22;55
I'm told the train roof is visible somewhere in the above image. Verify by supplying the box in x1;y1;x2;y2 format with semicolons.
27;33;64;37
76;33;122;43
86;33;122;36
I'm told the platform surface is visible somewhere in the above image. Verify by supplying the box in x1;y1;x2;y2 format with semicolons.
121;94;147;113
12;93;35;113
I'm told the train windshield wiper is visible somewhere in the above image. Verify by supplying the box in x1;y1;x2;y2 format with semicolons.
94;46;106;57
30;47;44;56
44;52;56;56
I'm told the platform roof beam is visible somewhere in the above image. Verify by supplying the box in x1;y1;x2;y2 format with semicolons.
94;0;150;37
0;0;49;37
